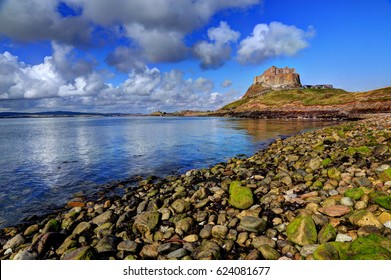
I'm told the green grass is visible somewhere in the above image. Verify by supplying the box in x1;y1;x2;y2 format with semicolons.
220;87;391;110
221;97;250;110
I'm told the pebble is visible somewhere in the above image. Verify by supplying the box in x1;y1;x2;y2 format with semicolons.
167;248;187;259
3;234;24;250
300;244;319;257
340;197;354;207
335;233;353;242
318;205;351;217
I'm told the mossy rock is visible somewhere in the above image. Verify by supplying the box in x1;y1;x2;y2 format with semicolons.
313;180;323;189
348;210;383;229
313;142;325;152
327;168;341;180
314;234;391;260
258;244;280;260
374;196;391;210
379;168;391;182
347;234;391;260
318;223;336;244
228;181;254;210
356;146;371;155
344;188;365;200
321;158;331;167
347;147;357;156
42;219;61;233
286;215;317;246
60;246;96;260
313;242;349;260
132;211;160;235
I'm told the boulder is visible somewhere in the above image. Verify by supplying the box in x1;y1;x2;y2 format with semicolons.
286;215;317;246
132;211;160;236
349;210;383;229
228;181;254;210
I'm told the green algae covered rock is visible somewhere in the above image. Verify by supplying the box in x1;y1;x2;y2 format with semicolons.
286;215;317;246
313;242;349;260
258;244;280;260
132;211;160;235
42;219;61;233
344;188;365;200
318;223;337;244
228;181;253;210
356;146;371;155
347;234;391;260
379;168;391;182
374;196;391;210
60;246;95;260
314;234;391;260
192;240;221;260
347;147;357;156
349;210;383;229
327;168;341;180
321;158;331;167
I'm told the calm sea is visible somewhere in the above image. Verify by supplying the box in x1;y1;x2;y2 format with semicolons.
0;116;335;228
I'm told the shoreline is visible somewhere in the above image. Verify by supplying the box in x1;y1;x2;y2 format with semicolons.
1;116;390;260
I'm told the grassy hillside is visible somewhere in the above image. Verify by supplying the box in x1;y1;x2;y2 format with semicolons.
221;87;391;110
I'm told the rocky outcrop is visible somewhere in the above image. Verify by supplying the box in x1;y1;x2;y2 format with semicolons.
246;66;301;98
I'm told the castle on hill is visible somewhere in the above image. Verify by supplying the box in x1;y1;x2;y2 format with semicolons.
253;66;333;90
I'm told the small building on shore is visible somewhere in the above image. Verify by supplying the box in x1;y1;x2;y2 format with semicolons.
302;84;333;89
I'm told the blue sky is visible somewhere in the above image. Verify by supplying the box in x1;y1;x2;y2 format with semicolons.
0;0;390;113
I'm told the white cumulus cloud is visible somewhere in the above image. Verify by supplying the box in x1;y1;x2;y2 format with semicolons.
193;21;240;69
0;47;236;113
0;43;106;100
237;22;315;65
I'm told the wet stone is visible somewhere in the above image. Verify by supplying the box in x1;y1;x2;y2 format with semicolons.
258;244;280;260
183;234;199;242
92;211;115;226
241;249;259;260
199;224;213;239
140;244;159;259
23;224;39;237
61;246;95;260
340;197;354;207
252;236;276;249
157;243;182;254
117;240;139;253
349;210;383;229
238;217;266;233
211;225;228;239
73;222;92;235
167;248;187;259
3;234;25;250
318;205;351;217
13;249;37;260
300;244;319;257
95;235;118;253
335;233;353;242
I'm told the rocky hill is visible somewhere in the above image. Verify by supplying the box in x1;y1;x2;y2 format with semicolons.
246;66;301;98
217;67;391;119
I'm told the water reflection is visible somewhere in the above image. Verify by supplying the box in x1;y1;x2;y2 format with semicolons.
227;119;338;141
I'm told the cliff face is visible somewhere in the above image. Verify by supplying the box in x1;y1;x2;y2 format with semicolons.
245;66;301;98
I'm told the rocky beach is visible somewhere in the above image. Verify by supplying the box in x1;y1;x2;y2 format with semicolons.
1;116;391;260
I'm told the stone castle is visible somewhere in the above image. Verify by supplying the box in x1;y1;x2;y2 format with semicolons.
253;66;301;89
244;66;333;98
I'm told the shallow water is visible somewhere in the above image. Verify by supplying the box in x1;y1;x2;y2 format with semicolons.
0;116;336;228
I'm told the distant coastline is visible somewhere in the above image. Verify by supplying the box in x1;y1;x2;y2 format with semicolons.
0;111;143;119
